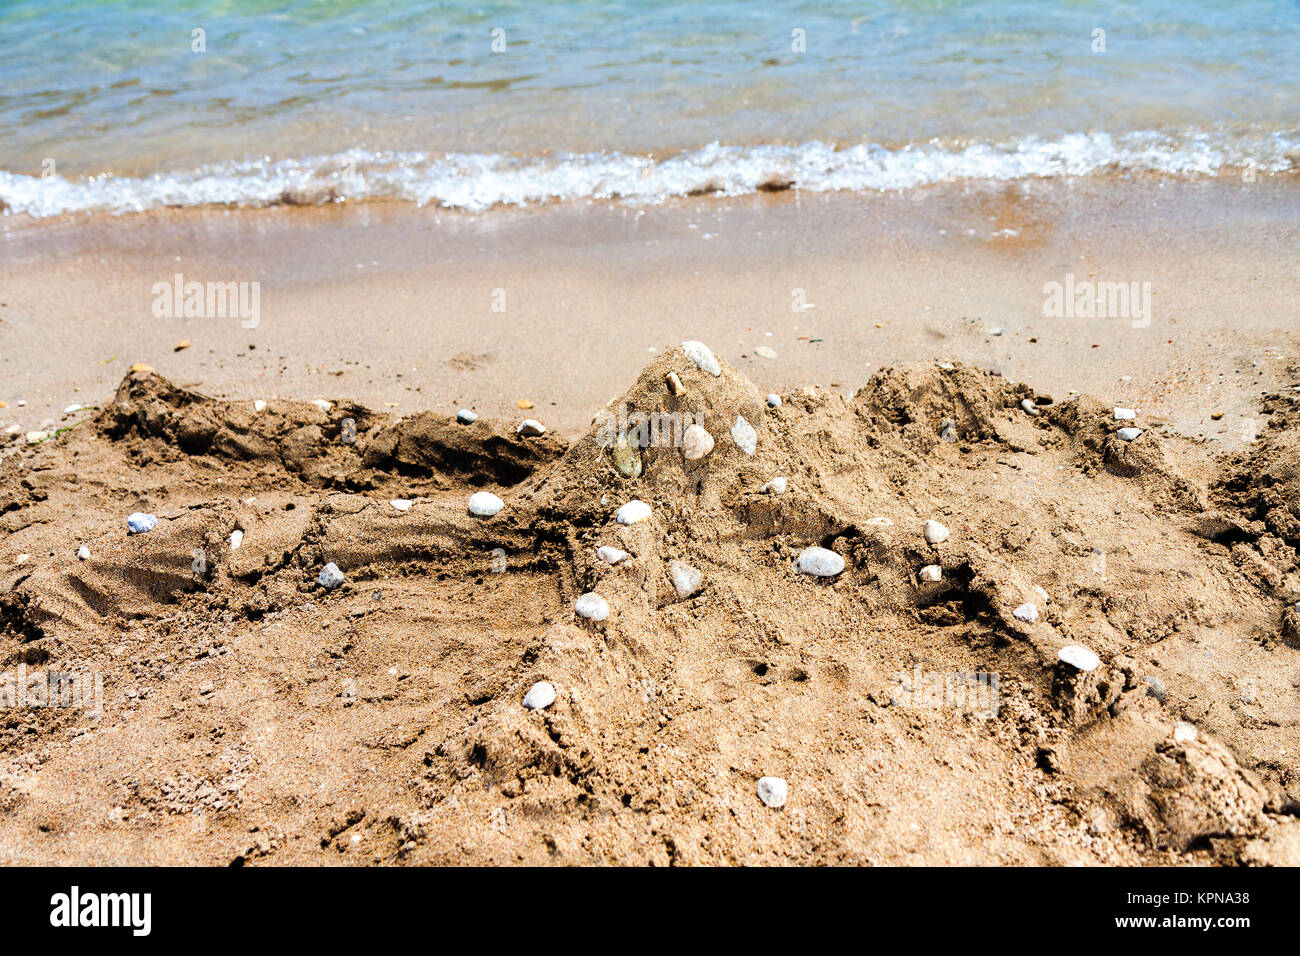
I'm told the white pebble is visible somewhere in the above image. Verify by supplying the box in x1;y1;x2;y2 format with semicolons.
1013;603;1039;624
682;424;714;460
25;431;48;444
757;776;788;809
390;498;413;511
456;409;478;424
76;546;90;561
1114;407;1136;420
923;519;950;544
766;393;782;408
126;512;158;534
1058;645;1100;672
865;517;894;527
761;477;787;495
918;564;942;582
681;340;721;376
312;399;333;412
318;562;345;590
522;681;556;711
754;346;777;359
253;399;267;412
516;419;546;437
16;553;29;565
468;491;504;517
1117;427;1142;442
574;592;609;621
1020;399;1039;416
596;546;629;565
730;415;757;455
669;561;703;598
63;403;83;415
795;547;844;577
616;499;652;525
986;326;1005;336
1173;721;1198;744
230;529;243;550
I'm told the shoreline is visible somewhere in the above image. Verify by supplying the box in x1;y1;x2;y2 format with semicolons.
2;175;1298;452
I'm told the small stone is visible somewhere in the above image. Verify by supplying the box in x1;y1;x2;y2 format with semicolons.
25;431;48;444
456;409;479;424
574;592;609;621
666;372;686;396
174;339;191;352
669;561;703;598
16;553;28;565
76;546;90;561
516;419;546;437
918;564;942;583
199;681;214;696
923;520;950;544
127;512;158;535
390;498;413;512
1020;399;1040;417
517;399;535;410
253;399;267;412
318;563;345;590
1114;407;1136;420
757;776;788;809
865;517;894;528
754;346;777;359
682;340;721;376
230;529;243;550
312;399;333;412
339;417;357;444
1013;603;1039;624
522;681;556;711
611;436;643;477
730;415;757;455
939;418;958;442
1058;644;1100;672
1173;721;1197;744
682;424;714;460
766;393;782;408
616;499;652;525
1142;675;1167;701
596;546;629;564
129;363;152;373
468;491;504;517
64;403;83;415
795;547;844;577
1117;427;1142;442
986;326;1005;336
761;477;787;495
1210;411;1224;421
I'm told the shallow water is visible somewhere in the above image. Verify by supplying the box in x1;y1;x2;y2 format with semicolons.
1;0;1296;216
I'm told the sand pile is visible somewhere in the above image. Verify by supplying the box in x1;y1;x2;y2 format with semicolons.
0;345;1297;865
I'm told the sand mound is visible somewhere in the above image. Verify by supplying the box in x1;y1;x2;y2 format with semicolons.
1;346;1297;865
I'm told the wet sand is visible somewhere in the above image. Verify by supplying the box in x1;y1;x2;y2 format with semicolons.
3;175;1297;451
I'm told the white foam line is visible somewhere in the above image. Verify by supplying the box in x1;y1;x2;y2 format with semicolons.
2;130;1295;219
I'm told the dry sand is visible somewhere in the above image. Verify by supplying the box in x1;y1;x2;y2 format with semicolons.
0;177;1298;865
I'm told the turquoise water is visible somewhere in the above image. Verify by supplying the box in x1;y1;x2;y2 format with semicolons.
1;0;1297;215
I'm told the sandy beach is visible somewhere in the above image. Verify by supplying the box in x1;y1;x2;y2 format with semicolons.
2;173;1299;866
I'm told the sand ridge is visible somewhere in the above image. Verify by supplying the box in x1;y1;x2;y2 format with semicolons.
0;344;1297;865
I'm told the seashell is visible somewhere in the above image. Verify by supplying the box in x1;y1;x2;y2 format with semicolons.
1020;399;1039;417
574;592;609;621
923;520;950;544
681;340;721;376
127;512;158;534
681;424;714;460
757;776;788;808
795;547;844;577
523;681;556;710
616;499;652;525
612;435;643;477
468;492;504;517
668;561;703;598
730;415;757;455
